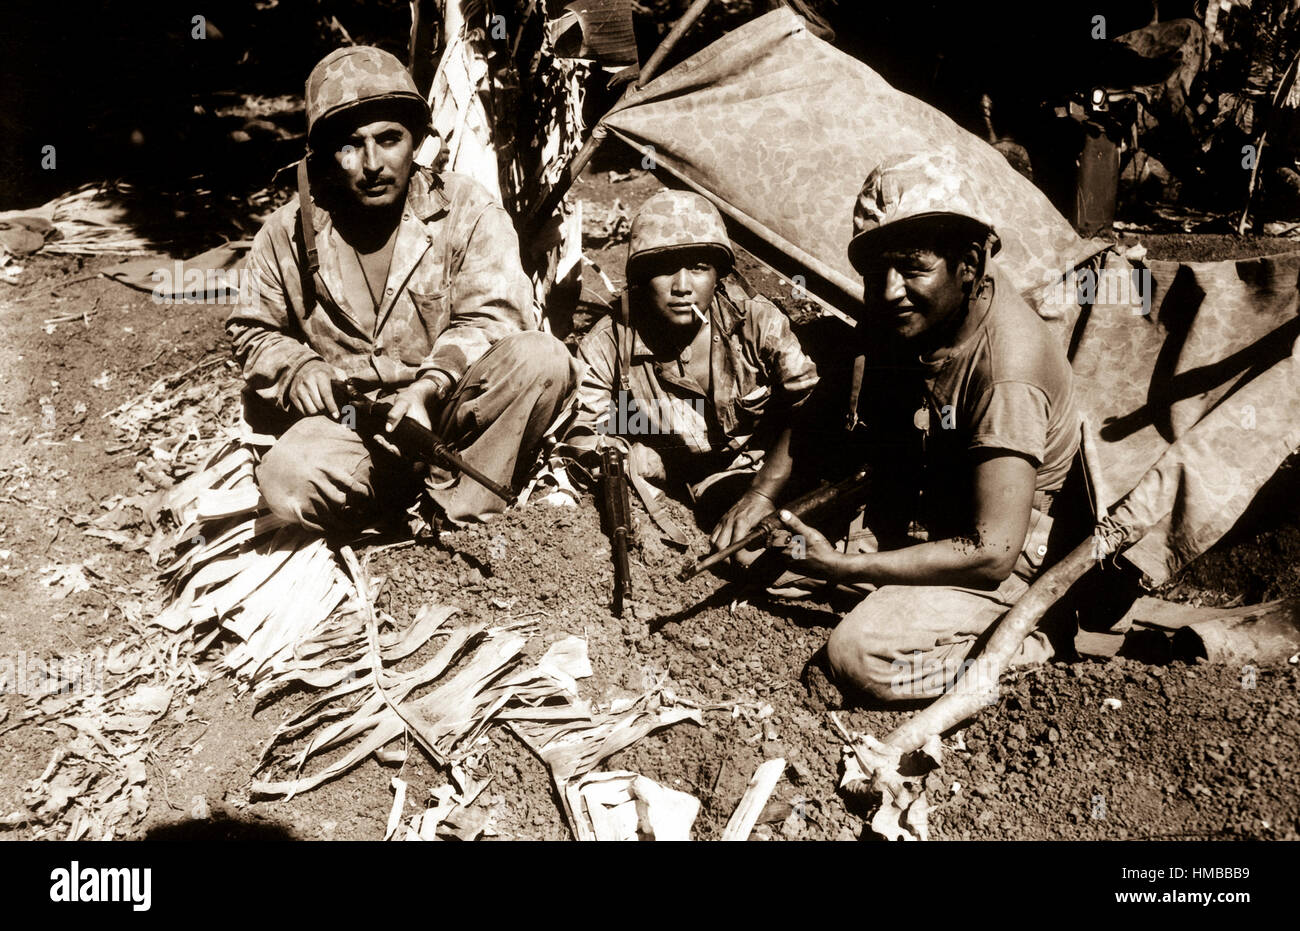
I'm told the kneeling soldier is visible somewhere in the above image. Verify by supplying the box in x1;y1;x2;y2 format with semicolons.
770;153;1086;701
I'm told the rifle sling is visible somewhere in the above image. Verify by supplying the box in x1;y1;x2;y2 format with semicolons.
845;351;865;432
628;466;689;546
297;157;320;315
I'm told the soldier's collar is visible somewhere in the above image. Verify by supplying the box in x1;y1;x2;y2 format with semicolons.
712;280;746;336
406;168;450;220
629;326;655;359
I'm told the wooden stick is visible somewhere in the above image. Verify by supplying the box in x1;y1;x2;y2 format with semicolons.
881;534;1117;755
639;0;716;85
43;311;94;326
721;757;784;841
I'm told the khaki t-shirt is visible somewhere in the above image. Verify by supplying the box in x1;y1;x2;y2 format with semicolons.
917;268;1080;530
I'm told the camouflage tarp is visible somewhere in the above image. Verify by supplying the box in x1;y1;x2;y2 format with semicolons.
595;7;1300;587
599;7;1106;318
1073;250;1300;585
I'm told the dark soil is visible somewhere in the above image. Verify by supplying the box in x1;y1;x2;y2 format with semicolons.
1126;232;1300;264
1156;457;1300;607
933;659;1300;840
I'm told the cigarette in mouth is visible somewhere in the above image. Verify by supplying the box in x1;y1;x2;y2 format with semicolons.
690;303;708;324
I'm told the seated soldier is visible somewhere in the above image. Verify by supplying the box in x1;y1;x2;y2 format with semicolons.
227;46;578;532
768;152;1086;702
565;190;819;547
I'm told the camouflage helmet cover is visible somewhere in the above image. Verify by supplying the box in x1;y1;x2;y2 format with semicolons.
847;151;1001;272
627;190;736;279
305;46;430;146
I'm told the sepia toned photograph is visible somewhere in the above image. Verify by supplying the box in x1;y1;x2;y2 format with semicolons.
0;1;1294;889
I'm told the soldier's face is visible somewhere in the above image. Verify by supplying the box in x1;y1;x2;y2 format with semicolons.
639;252;718;331
859;246;971;341
333;119;416;209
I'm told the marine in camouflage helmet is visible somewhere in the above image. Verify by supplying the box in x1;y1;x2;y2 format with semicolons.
847;151;1000;273
228;47;577;535
305;46;431;149
626;190;735;281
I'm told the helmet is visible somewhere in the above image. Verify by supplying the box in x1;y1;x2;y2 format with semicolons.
847;151;1000;273
305;46;430;148
626;190;735;280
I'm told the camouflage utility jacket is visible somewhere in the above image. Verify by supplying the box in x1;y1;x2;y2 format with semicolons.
569;280;819;455
227;168;535;408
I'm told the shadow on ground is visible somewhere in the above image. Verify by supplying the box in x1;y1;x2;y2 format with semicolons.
143;816;298;841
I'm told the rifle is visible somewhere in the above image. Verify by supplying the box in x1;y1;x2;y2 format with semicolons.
678;469;872;581
331;380;515;503
599;444;635;617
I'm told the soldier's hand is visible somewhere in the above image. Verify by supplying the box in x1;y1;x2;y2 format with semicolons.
773;510;844;579
385;374;447;434
288;360;341;419
710;489;775;551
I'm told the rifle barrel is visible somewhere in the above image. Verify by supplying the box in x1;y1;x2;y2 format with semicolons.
602;445;633;617
334;384;515;503
611;526;630;616
678;470;871;582
390;418;515;503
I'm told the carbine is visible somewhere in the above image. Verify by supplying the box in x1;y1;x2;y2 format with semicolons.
678;469;872;581
599;444;635;617
331;380;514;503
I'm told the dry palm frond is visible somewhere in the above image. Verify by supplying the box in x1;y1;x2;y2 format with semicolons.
43;185;154;255
252;615;530;797
245;554;604;803
509;701;702;788
104;355;243;476
507;687;703;834
13;183;170;256
251;546;577;799
570;770;701;842
5;617;205;840
127;387;689;832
